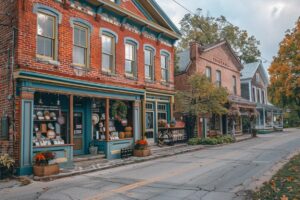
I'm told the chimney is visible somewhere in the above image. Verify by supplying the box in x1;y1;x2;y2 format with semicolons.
189;42;200;61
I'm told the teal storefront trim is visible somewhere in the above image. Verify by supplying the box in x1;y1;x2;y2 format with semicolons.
96;139;134;159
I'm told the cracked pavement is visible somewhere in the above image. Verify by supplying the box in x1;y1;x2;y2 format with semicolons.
0;128;300;200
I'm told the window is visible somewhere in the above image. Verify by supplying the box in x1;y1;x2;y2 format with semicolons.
205;67;212;81
161;54;169;82
256;73;260;83
216;70;221;87
252;87;256;102
73;24;88;67
125;42;137;76
145;47;154;80
37;12;56;59
101;34;115;73
261;90;265;104
257;88;260;103
232;76;237;95
158;104;167;120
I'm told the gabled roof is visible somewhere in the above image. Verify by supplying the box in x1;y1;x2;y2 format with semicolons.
176;40;242;73
241;61;269;85
87;0;181;39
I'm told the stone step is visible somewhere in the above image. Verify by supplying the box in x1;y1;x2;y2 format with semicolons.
150;143;188;153
73;154;106;163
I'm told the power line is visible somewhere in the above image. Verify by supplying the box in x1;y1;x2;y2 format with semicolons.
170;0;195;15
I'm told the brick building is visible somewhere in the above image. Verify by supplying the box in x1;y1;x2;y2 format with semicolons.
175;41;256;137
0;0;180;175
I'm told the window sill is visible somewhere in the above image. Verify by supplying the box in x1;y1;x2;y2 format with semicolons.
36;57;60;67
71;64;90;72
145;79;155;84
102;71;116;77
160;81;170;87
125;74;138;81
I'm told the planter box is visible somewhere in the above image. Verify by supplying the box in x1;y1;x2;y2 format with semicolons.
0;166;12;180
133;149;151;157
33;164;59;177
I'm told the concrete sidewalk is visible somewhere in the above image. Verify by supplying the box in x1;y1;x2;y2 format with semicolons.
33;134;253;182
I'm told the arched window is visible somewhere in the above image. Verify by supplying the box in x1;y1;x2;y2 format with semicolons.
70;18;93;68
100;28;118;73
124;37;139;77
33;4;62;61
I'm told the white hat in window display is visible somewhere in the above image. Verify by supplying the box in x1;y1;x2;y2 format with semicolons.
50;112;57;120
47;130;56;139
48;123;55;130
92;113;100;125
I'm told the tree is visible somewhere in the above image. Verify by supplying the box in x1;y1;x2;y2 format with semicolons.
268;17;300;120
175;74;228;137
178;9;261;63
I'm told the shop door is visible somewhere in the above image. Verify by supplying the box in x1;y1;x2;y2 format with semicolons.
146;111;155;145
73;112;85;155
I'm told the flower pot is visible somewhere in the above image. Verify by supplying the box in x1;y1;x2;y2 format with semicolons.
33;164;59;177
133;149;151;157
125;131;132;138
89;146;98;155
0;166;12;180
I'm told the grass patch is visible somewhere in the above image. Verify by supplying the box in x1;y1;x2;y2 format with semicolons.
188;135;234;145
252;153;300;200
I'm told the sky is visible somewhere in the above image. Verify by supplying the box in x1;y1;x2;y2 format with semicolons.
157;0;300;67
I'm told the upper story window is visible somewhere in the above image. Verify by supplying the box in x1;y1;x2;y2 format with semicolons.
232;76;237;95
256;72;260;83
257;88;261;103
205;67;212;82
261;90;265;104
216;70;221;87
102;34;115;73
144;46;155;81
73;24;89;67
160;52;170;82
37;12;56;59
252;87;256;102
125;39;138;77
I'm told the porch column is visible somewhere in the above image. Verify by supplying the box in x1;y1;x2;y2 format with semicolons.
141;99;146;139
263;107;266;128
69;95;74;145
105;98;110;141
133;100;141;140
170;96;174;120
271;110;274;127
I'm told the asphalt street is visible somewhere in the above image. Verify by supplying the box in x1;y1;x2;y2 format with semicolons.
1;128;300;200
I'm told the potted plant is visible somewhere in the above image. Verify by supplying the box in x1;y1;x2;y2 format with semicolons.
89;140;98;155
0;154;15;180
133;139;151;157
170;118;177;128
158;119;167;128
112;101;128;124
33;151;59;177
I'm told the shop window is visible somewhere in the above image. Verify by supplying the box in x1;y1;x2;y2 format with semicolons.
160;51;170;82
146;102;154;110
101;33;116;73
209;114;221;130
73;24;89;67
205;67;212;82
37;12;56;59
158;104;167;120
144;46;155;81
216;70;221;87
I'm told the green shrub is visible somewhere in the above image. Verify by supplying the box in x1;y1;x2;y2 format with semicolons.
188;135;235;145
188;138;201;145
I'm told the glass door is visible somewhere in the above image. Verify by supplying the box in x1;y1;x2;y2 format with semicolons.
146;111;155;145
73;112;84;155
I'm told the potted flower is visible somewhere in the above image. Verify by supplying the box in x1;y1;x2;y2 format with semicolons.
33;151;59;177
0;154;15;180
89;140;98;155
158;119;167;128
170;118;177;128
133;139;151;157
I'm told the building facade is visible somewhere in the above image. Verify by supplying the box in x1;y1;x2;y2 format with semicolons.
0;0;180;175
241;61;283;133
175;41;256;137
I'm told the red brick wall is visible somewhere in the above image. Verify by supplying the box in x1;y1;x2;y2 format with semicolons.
16;0;175;92
175;42;242;96
0;0;18;156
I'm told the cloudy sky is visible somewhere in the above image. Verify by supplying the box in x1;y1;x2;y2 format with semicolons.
157;0;300;66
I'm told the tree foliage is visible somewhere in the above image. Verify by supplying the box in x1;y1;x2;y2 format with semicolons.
175;74;228;116
269;17;300;119
178;9;261;63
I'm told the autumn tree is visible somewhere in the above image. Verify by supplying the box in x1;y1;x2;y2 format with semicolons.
175;74;228;137
178;9;261;63
269;17;300;122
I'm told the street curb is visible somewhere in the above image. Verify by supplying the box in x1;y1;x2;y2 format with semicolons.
33;136;254;182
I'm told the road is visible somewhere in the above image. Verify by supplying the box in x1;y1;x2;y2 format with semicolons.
1;128;300;200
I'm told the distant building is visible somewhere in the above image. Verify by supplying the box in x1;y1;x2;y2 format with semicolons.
241;61;283;133
175;41;256;137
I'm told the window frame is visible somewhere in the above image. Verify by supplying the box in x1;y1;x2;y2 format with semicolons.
216;70;221;87
72;23;89;68
36;12;56;60
160;50;170;83
232;75;237;95
101;33;116;73
124;38;139;78
144;45;155;81
205;67;212;82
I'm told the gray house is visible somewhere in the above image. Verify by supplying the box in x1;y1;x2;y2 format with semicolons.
240;61;283;133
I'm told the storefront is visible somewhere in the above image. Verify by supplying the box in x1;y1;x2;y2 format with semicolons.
17;71;143;175
145;90;173;144
256;104;283;133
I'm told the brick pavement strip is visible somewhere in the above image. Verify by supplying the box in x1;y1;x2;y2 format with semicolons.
33;134;253;182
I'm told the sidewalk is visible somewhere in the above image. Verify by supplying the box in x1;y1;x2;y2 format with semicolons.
33;134;253;181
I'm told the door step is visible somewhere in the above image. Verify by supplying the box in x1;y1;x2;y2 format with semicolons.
73;154;106;163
